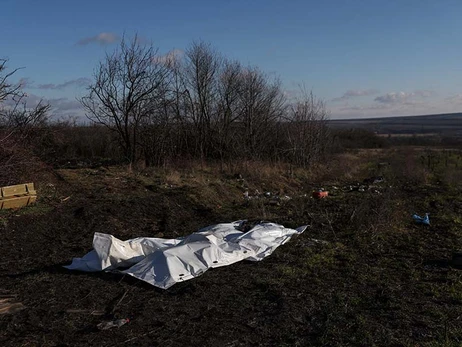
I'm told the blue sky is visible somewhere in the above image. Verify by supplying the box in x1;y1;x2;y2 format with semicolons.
2;0;462;119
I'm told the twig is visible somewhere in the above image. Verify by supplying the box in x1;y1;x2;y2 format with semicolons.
349;208;356;222
111;289;129;314
119;327;163;345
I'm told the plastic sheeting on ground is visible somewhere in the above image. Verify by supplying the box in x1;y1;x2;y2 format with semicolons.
413;213;430;225
64;221;307;289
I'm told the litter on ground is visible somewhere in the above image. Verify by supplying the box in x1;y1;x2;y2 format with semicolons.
0;183;37;209
313;189;328;199
65;221;307;289
413;213;430;225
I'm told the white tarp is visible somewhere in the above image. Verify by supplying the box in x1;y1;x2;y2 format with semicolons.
64;221;307;289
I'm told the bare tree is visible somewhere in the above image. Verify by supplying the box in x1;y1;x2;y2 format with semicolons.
183;41;222;160
215;59;243;163
80;35;171;166
0;59;50;137
139;67;178;167
0;59;24;103
169;51;194;160
285;86;330;167
2;102;49;138
77;39;332;168
0;59;50;184
236;67;286;160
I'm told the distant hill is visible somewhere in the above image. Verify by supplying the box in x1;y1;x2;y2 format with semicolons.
329;113;462;136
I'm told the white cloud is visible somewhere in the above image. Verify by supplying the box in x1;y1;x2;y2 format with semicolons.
152;49;184;66
414;90;436;98
374;91;412;104
37;77;91;90
445;94;462;105
49;98;82;112
329;89;457;119
77;32;119;46
3;92;83;118
134;35;150;45
2;92;48;113
332;89;379;102
16;77;33;89
374;90;436;104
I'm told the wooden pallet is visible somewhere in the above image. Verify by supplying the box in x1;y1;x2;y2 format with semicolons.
0;183;37;209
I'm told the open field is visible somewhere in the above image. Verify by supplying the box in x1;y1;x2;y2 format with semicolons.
329;113;462;136
1;147;462;346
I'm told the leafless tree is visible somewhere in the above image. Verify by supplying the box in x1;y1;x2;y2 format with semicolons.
183;41;222;160
0;59;50;137
0;59;50;184
214;59;243;163
285;86;330;167
139;68;178;167
80;35;171;166
76;40;333;168
236;67;286;160
0;59;24;103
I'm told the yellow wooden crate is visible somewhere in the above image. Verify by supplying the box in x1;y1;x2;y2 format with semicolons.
0;183;37;209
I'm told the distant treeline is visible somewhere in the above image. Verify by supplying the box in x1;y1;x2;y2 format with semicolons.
17;124;396;167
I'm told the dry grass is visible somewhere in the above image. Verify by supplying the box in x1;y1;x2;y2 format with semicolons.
1;147;462;346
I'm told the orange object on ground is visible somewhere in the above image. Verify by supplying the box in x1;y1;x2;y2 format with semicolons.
312;191;328;199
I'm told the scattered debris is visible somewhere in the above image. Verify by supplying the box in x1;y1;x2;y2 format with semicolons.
233;173;243;180
97;318;130;330
345;184;368;192
342;176;386;194
313;189;328;199
0;183;37;209
413;213;430;225
61;196;71;202
269;199;280;206
243;190;292;203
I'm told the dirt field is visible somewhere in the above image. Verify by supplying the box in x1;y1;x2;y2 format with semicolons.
1;148;462;346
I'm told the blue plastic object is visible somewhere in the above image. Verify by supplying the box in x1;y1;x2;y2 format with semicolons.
413;213;430;225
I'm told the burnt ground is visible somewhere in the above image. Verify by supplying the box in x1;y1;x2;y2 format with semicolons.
1;149;462;346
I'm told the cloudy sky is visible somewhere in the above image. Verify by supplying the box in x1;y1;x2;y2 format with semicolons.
2;0;462;120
